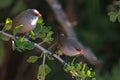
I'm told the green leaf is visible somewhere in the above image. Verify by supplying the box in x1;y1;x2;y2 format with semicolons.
44;31;54;43
30;31;35;36
33;23;53;44
15;40;25;52
27;56;39;63
14;37;35;51
87;70;91;77
108;11;118;22
38;17;43;24
33;23;43;33
37;64;51;80
19;36;25;42
64;61;96;80
3;18;12;31
29;31;36;40
13;25;23;35
6;18;12;24
25;42;35;50
56;49;63;56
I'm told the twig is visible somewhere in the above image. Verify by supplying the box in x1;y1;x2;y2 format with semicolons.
42;54;46;68
38;41;45;45
41;53;46;80
0;31;16;40
35;43;65;64
0;31;66;64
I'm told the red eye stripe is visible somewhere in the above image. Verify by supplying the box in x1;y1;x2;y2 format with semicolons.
33;13;41;17
74;47;84;54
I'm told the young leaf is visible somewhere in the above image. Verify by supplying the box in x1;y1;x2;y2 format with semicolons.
38;17;43;24
64;62;96;80
33;17;44;33
3;18;12;31
30;31;35;36
87;70;91;77
14;37;35;51
56;49;63;56
13;25;23;35
27;56;39;63
44;31;54;43
29;31;36;40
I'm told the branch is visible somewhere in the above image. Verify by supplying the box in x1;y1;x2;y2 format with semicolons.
0;31;66;64
0;31;16;40
0;31;96;80
35;43;65;64
46;0;76;38
46;0;102;65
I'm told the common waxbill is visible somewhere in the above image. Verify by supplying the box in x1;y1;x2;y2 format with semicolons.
12;9;41;34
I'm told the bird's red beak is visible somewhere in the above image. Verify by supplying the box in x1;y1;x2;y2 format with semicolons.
38;13;42;17
33;13;42;17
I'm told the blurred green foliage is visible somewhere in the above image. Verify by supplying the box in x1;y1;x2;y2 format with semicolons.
108;1;120;22
64;61;96;80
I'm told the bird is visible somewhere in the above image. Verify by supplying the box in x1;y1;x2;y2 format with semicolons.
12;9;41;34
0;9;42;80
58;34;103;65
59;35;83;56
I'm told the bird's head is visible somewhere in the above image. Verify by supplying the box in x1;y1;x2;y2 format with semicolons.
30;9;42;17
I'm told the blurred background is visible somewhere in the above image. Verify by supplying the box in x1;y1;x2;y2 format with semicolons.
0;0;120;80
